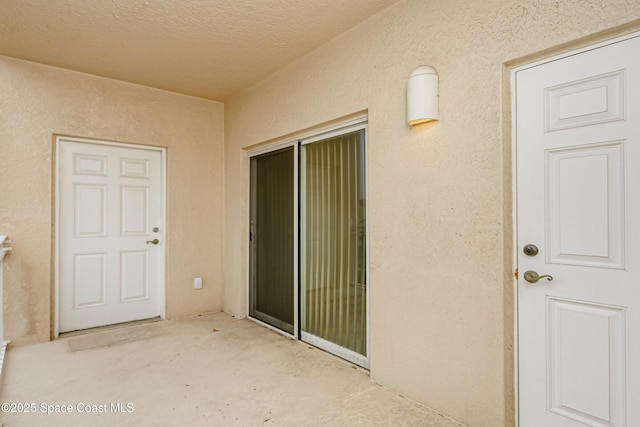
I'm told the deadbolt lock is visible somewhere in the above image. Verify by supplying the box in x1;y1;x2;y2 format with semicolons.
523;244;539;256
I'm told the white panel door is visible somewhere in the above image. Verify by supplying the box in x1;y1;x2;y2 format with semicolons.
58;139;164;333
517;35;640;427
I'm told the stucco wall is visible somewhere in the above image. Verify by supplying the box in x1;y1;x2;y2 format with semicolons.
223;1;640;425
0;57;224;345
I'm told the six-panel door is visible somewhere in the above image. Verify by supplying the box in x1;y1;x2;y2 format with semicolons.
517;36;640;426
58;139;164;333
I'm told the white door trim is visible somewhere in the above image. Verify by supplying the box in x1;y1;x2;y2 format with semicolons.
54;135;167;337
511;30;640;427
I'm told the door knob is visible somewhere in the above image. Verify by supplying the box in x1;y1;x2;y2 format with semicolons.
523;244;539;256
146;239;160;245
523;270;553;284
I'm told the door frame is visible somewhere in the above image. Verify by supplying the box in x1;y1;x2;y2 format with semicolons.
511;30;640;426
54;135;167;337
246;140;300;339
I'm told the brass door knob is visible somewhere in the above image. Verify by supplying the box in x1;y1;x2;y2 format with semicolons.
523;270;553;283
146;239;160;245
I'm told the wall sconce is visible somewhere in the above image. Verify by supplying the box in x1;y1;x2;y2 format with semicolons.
407;65;439;126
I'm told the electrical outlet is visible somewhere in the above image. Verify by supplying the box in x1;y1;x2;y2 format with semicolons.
194;277;203;290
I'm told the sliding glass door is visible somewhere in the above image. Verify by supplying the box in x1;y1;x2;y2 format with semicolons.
248;123;367;367
249;146;295;334
300;126;367;366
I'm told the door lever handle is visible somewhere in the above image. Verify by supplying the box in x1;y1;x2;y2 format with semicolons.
146;239;160;245
523;270;553;284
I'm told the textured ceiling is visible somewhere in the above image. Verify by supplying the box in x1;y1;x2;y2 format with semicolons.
0;0;398;101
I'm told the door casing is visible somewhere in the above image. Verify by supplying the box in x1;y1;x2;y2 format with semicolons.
511;30;640;426
54;135;167;337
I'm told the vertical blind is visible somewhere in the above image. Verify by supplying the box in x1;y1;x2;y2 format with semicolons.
301;129;367;356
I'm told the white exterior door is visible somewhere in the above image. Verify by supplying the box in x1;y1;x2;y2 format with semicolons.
516;34;640;426
58;138;164;333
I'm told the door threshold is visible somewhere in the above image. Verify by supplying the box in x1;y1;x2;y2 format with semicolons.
301;331;369;369
247;316;296;340
59;316;163;338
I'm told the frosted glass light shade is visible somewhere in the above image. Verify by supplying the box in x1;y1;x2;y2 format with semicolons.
407;65;439;126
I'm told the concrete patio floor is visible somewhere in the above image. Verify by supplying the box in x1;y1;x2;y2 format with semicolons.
0;313;463;426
